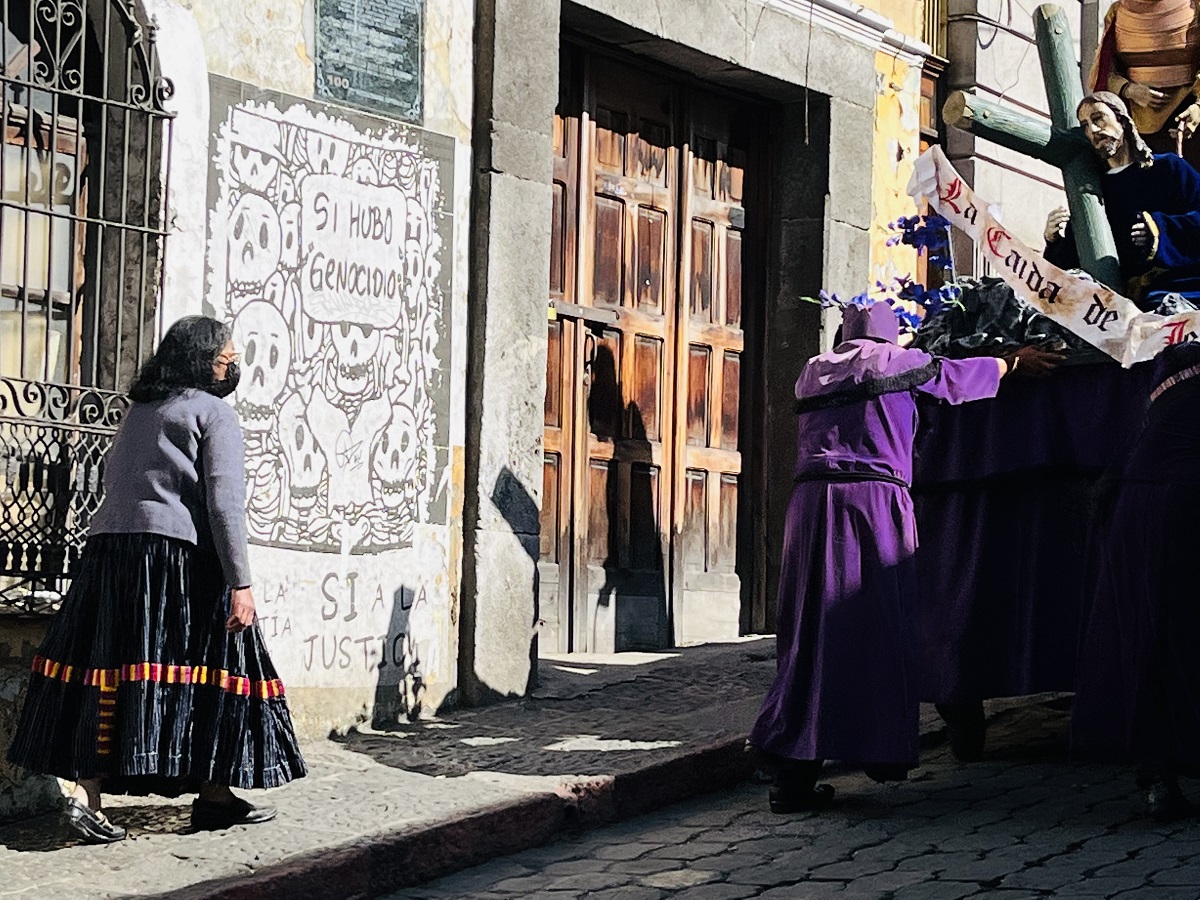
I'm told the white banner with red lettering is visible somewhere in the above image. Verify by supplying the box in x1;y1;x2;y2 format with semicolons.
907;145;1200;366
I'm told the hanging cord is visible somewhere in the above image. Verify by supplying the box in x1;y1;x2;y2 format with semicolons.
804;0;815;144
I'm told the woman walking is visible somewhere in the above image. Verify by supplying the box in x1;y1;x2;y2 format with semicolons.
7;316;306;843
749;301;1026;811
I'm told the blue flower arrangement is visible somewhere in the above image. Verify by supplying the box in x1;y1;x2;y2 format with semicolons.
804;214;962;334
886;212;953;272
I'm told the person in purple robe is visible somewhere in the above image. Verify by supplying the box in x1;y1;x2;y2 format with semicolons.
1072;340;1200;822
750;301;1014;812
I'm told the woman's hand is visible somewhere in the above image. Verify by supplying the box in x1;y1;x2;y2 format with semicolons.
1124;82;1171;110
227;587;256;633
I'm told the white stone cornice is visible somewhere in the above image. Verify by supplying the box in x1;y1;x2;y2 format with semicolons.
765;0;932;66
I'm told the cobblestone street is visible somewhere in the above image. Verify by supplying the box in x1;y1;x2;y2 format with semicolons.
389;701;1200;900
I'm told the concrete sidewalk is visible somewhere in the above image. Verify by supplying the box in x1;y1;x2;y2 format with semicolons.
0;639;952;900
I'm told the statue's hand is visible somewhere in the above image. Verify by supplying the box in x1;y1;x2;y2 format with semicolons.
1125;82;1171;110
1044;206;1070;244
1175;102;1200;138
1131;215;1154;252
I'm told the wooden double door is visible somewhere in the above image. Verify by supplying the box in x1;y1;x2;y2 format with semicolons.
539;50;764;654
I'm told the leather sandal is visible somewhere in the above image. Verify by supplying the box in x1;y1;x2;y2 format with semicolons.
191;796;277;830
64;797;127;844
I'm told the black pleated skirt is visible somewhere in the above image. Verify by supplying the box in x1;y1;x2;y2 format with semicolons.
7;533;306;789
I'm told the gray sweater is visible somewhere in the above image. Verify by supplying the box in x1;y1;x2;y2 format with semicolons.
90;389;252;588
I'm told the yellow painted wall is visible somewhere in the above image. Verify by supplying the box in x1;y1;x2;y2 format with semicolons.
860;0;924;40
869;50;924;292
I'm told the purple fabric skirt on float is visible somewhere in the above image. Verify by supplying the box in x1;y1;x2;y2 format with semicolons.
911;362;1156;704
1071;479;1200;770
750;480;921;768
7;533;307;790
1072;353;1200;773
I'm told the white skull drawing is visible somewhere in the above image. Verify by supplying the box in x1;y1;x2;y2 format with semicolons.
279;202;302;269
330;321;380;396
299;313;326;364
228;112;283;195
232;300;292;431
263;270;298;311
231;142;280;196
350;156;378;185
384;151;418;189
272;170;298;206
227;194;282;294
304;131;350;176
279;392;327;514
370;404;419;512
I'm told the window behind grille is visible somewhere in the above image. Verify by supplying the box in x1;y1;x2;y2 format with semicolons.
0;0;174;612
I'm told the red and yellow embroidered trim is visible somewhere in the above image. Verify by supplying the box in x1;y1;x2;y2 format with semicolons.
30;655;286;700
97;680;116;758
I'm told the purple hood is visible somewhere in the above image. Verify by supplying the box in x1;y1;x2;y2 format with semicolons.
796;302;934;402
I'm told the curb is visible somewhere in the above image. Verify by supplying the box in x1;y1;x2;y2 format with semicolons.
156;737;757;900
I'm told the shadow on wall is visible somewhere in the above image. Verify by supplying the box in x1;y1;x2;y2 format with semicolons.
369;467;540;725
371;584;427;728
587;343;668;652
489;466;540;694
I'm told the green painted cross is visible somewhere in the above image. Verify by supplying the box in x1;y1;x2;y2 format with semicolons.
941;3;1121;287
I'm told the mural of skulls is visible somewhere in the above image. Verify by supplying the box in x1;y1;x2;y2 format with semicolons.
330;320;380;396
207;99;451;554
370;404;419;512
228;111;283;195
279;202;302;269
279;392;327;515
303;131;350;176
232;300;292;431
227;194;282;293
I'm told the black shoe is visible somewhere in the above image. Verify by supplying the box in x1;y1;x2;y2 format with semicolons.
1146;781;1197;823
937;702;987;762
769;783;835;814
64;798;127;844
191;796;278;830
863;764;910;784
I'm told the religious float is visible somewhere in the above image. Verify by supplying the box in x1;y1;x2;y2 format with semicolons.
822;5;1200;745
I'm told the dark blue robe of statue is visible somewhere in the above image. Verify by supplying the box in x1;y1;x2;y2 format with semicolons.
1045;154;1200;309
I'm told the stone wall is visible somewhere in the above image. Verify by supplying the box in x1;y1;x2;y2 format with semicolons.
0;618;59;824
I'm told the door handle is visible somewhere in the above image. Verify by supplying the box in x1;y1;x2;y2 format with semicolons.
581;332;597;391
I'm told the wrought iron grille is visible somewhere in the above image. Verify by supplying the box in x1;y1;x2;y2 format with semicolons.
0;0;174;612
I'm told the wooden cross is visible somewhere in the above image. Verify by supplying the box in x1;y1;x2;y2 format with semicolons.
942;3;1121;288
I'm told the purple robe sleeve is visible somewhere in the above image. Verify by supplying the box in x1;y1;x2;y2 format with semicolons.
914;356;1001;405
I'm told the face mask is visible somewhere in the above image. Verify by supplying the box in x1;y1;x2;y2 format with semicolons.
207;361;240;398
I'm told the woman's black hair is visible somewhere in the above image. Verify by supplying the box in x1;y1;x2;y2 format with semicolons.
128;315;232;402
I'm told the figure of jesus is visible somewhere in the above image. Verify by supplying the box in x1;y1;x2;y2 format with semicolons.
1043;92;1200;309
